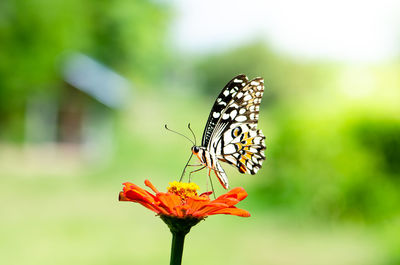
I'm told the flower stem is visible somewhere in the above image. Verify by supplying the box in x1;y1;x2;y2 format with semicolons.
169;231;187;265
160;215;202;265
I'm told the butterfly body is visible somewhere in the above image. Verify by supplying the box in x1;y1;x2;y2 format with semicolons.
192;74;266;189
191;145;229;189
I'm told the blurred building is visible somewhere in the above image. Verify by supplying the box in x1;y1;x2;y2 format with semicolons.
25;53;131;162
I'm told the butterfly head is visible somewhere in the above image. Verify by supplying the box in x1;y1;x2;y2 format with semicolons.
191;146;200;154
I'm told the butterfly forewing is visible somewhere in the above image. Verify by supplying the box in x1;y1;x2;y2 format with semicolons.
201;75;249;147
229;77;264;129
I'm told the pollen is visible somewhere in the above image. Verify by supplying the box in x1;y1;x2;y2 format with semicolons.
168;181;200;200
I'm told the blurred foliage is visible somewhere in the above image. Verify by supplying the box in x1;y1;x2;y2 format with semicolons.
193;42;339;104
354;118;400;175
0;0;170;140
258;113;400;223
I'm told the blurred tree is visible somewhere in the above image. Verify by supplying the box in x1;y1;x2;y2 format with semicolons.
194;42;282;102
249;112;400;223
0;0;170;141
193;41;339;107
354;118;400;176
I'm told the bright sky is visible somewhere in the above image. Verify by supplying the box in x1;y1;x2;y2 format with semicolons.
172;0;400;62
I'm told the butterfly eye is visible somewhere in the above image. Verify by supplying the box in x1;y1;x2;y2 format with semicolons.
192;146;200;153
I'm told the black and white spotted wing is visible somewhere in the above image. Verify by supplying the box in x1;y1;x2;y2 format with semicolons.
207;76;266;172
191;74;266;189
201;74;249;147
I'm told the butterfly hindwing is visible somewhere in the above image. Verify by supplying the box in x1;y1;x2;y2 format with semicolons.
218;124;266;175
214;160;229;190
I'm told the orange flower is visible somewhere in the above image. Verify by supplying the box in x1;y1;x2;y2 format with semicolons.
119;180;250;219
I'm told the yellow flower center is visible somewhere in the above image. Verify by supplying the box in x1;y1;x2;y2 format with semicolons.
167;181;200;200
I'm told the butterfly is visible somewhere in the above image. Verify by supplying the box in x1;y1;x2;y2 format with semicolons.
189;74;266;189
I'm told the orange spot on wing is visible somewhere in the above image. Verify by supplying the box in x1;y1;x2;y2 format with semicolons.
245;138;253;145
239;164;246;173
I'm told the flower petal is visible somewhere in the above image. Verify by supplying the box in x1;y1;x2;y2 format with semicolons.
120;182;166;214
199;191;213;197
174;205;189;218
185;196;210;215
120;184;156;207
119;191;130;201
144;179;159;193
119;180;250;219
156;193;182;216
191;202;230;217
207;207;251;217
216;187;248;201
212;197;240;206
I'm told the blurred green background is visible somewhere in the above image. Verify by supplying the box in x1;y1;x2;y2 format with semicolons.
1;0;400;264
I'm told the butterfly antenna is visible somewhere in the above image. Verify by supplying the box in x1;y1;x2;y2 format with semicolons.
187;123;197;146
165;124;195;145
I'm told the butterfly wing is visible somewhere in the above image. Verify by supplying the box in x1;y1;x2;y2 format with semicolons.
213;158;230;189
201;74;249;147
207;77;266;175
219;124;266;174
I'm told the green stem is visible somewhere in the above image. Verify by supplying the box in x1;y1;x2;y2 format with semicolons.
169;231;187;265
160;215;202;265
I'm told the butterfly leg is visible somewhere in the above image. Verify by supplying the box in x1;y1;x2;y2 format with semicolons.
188;166;206;182
207;169;216;199
181;164;203;180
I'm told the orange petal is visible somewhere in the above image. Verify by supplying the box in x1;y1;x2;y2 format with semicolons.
174;204;189;218
185;196;210;215
199;191;213;197
207;207;251;217
122;182;157;202
212;197;240;206
157;193;181;216
124;189;156;205
191;202;230;217
230;187;248;201
215;187;248;201
119;191;129;201
144;179;159;193
120;182;167;214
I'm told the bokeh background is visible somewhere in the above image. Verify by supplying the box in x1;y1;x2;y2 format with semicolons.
1;0;400;264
